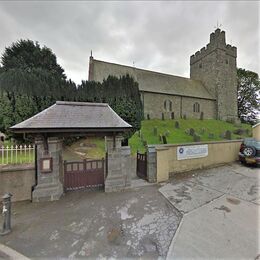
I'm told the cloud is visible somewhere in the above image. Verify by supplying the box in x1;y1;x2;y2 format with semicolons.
0;1;259;84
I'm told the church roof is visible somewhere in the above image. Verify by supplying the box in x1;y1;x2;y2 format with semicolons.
90;59;215;100
10;101;132;134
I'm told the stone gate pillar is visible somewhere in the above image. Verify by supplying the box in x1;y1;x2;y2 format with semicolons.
105;135;131;192
32;137;63;202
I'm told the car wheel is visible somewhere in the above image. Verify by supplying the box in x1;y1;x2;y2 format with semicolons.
243;146;256;157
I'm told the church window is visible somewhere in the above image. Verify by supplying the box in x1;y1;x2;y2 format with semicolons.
164;100;173;112
193;102;200;113
169;101;172;111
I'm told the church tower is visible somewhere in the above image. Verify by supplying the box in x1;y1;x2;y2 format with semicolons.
190;29;238;121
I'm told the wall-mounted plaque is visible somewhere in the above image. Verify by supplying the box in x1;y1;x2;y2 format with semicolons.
177;145;208;160
40;157;53;173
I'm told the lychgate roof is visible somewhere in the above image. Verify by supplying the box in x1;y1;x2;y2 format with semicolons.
10;101;132;133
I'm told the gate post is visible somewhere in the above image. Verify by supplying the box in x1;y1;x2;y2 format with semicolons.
121;146;131;187
105;135;128;192
32;136;63;202
147;145;157;183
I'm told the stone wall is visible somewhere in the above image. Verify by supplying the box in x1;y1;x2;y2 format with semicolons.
148;140;242;182
0;164;35;202
190;29;238;121
143;92;216;119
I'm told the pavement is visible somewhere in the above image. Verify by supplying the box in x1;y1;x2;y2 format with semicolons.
159;163;260;259
0;184;181;259
0;162;259;259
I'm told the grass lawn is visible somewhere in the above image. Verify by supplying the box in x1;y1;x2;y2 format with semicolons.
63;137;105;160
3;119;250;163
129;119;251;153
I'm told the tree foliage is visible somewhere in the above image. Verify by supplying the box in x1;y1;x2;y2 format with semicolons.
237;68;260;124
0;39;143;138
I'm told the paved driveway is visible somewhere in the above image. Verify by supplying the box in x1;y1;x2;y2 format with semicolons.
159;163;260;259
0;163;259;259
0;185;181;259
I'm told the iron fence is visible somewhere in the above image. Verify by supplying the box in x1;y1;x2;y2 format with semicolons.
0;145;35;165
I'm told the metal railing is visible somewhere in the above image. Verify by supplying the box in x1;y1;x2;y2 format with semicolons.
0;145;35;165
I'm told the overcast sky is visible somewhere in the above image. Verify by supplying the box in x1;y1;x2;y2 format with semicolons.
0;1;259;84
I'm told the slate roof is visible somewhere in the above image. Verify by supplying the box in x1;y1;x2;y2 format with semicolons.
92;59;215;100
10;101;132;133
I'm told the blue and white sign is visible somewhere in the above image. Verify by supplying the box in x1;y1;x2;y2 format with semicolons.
177;145;208;160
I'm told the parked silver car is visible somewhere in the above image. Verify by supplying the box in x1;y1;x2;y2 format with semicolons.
239;138;260;167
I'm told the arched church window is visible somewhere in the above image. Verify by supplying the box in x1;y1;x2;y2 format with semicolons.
164;100;173;112
193;102;200;113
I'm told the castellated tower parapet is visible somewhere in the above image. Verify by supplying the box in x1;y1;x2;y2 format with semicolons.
190;28;238;121
190;29;237;65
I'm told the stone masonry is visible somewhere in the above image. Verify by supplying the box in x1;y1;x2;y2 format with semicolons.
190;29;238;121
105;135;132;192
32;137;63;202
89;29;238;122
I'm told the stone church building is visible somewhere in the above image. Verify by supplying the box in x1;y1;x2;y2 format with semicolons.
88;29;238;121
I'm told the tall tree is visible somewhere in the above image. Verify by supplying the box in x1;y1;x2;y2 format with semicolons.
0;39;68;97
237;68;260;124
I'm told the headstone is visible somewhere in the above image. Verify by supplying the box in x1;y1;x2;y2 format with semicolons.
193;134;201;142
200;111;204;120
147;114;150;120
185;129;190;135
183;114;187;120
153;127;157;136
233;128;246;135
225;130;232;140
171;112;174;120
199;128;206;135
208;133;214;139
175;121;180;129
165;130;170;137
189;128;195;136
162;135;167;144
162;113;165;120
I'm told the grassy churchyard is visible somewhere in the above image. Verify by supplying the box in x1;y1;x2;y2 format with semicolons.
129;119;251;153
63;119;251;159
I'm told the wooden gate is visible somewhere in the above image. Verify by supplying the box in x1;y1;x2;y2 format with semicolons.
64;159;105;191
136;152;147;180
